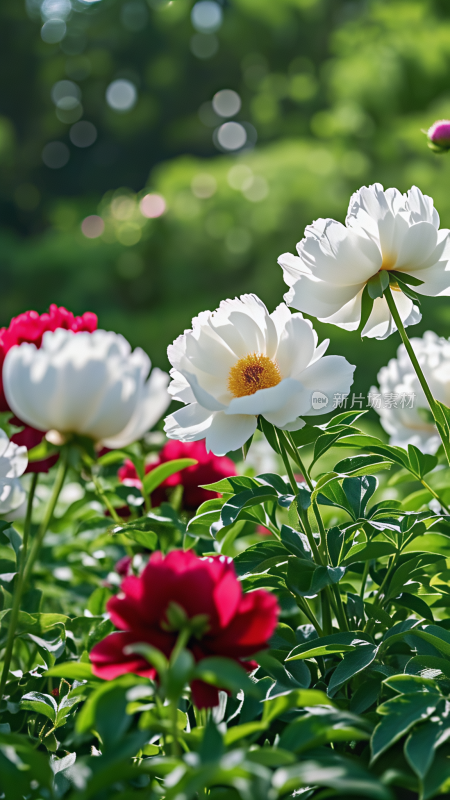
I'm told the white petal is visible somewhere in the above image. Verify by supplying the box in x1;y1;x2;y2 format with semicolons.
283;272;365;320
362;293;421;340
168;369;196;404
299;355;356;416
275;315;316;378
205;412;257;456
0;429;10;459
225;378;304;418
393;221;438;271
0;442;28;479
164;402;213;442
0;478;26;515
102;368;171;449
279;418;306;431
184;372;227;411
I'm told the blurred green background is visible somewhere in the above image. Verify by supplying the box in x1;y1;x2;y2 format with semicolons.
2;0;450;400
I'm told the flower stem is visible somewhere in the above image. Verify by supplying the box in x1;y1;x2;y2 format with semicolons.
385;287;450;465
91;474;123;524
0;457;66;701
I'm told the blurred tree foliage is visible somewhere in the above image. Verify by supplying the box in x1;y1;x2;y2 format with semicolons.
2;0;450;397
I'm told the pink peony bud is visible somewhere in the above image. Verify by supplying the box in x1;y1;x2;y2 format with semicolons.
427;120;450;152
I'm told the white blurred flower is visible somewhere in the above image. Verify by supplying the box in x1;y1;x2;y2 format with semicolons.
3;329;170;448
279;184;450;339
373;330;450;454
164;294;355;456
0;429;27;514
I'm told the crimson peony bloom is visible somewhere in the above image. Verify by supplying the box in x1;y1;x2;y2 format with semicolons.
90;550;279;708
0;305;97;472
118;439;237;510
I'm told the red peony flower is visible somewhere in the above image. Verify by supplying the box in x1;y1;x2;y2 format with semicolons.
115;555;133;576
0;305;97;472
118;439;237;510
90;550;279;708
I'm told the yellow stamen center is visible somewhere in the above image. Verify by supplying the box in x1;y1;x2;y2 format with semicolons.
228;353;281;398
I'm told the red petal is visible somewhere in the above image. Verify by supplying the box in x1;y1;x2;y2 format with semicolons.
90;631;157;680
190;679;220;709
210;590;279;658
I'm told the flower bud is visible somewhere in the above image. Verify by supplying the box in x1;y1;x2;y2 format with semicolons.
427;119;450;152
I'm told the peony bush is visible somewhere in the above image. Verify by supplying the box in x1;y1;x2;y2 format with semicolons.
5;184;450;799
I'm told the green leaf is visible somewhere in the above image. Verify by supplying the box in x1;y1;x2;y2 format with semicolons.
403;533;450;558
286;632;361;661
97;450;130;466
405;655;450;681
407;444;438;478
343;475;378;519
124;529;158;550
371;692;441;762
142;458;197;495
393;592;434;621
20;692;57;723
389;270;424;287
342;541;397;566
367;270;389;299
405;712;449;781
334;454;392;477
45;662;95;681
327;644;378;697
279;708;371;753
194;657;259;695
233;541;288;576
220;486;277;527
358;284;375;334
261;688;332;724
287;557;345;598
280;525;312;559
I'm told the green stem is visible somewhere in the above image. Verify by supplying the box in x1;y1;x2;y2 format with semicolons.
91;474;123;524
385;287;450;465
22;473;38;564
295;595;323;636
0;456;66;701
420;478;450;515
284;431;314;491
360;560;371;600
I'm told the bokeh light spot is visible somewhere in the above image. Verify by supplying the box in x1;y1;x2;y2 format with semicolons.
140;193;166;218
227;164;253;190
190;33;218;59
51;80;81;104
212;89;241;118
106;79;137;112
41;19;66;43
216;121;247;151
42;141;70;168
191;1;222;32
41;0;71;19
242;175;269;202
81;215;104;238
191;173;217;199
70;121;97;147
116;222;142;246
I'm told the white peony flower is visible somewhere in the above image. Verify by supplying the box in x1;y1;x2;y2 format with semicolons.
3;329;170;448
278;183;450;339
0;429;27;514
164;294;355;456
372;330;450;454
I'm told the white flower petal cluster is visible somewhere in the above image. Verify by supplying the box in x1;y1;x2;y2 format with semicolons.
0;429;27;514
3;329;170;448
279;183;450;339
373;331;450;454
164;294;355;456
